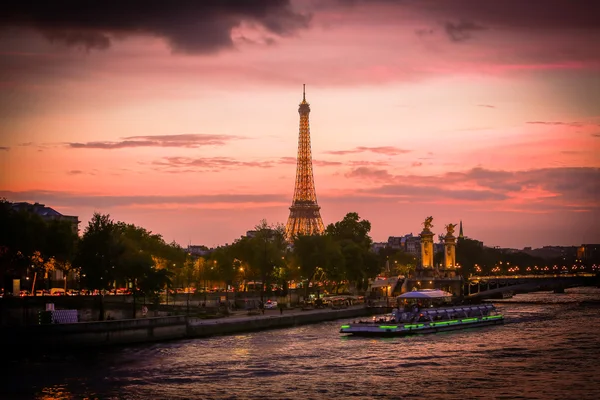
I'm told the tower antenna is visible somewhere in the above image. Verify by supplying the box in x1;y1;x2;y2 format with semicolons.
303;84;306;101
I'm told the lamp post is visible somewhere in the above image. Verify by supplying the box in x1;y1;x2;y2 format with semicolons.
212;260;216;305
186;284;190;316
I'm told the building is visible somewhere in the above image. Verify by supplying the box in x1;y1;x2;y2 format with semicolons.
187;245;211;258
522;246;577;260
404;234;422;259
245;229;279;239
10;202;79;234
577;244;600;262
386;234;422;261
9;202;80;287
371;242;387;253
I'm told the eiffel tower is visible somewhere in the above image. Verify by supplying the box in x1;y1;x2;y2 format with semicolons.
285;85;325;240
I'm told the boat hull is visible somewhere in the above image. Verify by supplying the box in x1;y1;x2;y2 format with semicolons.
340;315;504;337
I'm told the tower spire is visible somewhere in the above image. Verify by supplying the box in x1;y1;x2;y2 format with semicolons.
459;220;464;239
285;84;325;240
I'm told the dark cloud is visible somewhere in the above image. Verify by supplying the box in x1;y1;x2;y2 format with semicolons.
527;121;584;127
444;21;487;42
411;162;423;167
347;160;389;167
348;1;600;45
67;169;96;175
415;28;434;37
404;0;600;31
456;167;600;205
0;146;9;151
1;0;311;53
313;159;343;167
68;134;243;149
365;184;507;201
324;146;411;156
153;156;274;171
154;155;342;172
0;190;288;209
277;157;297;165
345;167;392;181
344;166;600;207
3;167;597;218
477;104;495;109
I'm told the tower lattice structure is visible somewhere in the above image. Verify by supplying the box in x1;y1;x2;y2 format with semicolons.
285;85;325;240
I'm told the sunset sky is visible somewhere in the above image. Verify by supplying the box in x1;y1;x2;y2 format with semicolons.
1;0;599;249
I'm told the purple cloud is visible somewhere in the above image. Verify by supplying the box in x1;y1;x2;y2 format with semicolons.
68;134;244;149
325;146;411;156
1;1;310;54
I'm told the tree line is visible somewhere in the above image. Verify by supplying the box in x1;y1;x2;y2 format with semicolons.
1;199;408;299
4;199;583;299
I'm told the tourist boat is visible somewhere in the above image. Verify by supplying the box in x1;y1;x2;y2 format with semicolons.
340;289;504;337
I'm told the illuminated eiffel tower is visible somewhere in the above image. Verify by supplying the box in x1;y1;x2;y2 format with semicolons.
285;85;325;240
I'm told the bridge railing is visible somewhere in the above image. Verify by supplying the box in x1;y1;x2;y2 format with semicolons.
469;273;595;281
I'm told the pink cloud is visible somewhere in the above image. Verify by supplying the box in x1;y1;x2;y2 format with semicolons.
325;146;411;156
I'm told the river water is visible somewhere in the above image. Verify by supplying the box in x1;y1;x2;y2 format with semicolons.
3;288;600;400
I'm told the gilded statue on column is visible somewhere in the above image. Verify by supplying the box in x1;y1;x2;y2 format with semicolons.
445;223;457;236
423;216;434;231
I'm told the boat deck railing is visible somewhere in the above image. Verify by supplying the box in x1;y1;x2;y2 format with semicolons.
393;304;497;323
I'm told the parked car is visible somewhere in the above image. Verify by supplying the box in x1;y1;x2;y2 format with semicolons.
264;300;278;309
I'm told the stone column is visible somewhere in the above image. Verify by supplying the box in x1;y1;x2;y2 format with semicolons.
444;233;456;278
420;229;434;277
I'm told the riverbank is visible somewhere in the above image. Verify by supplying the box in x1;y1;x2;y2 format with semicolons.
1;305;378;351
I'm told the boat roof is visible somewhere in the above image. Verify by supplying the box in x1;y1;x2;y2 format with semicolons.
396;289;454;299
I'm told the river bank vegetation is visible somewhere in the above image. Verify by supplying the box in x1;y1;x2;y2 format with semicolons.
1;199;592;300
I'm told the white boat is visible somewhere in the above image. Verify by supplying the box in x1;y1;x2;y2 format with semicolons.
340;289;504;336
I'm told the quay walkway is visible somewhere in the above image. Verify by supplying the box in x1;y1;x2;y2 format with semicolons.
2;305;378;351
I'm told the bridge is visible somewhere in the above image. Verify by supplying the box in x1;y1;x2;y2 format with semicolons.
465;273;599;300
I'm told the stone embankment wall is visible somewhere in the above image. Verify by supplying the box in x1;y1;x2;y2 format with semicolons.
2;307;374;350
187;308;370;338
0;293;292;326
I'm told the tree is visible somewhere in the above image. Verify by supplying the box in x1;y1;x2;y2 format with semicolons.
0;200;48;285
234;220;287;302
326;212;372;249
326;212;377;291
45;219;79;290
75;213;121;291
293;233;343;298
211;245;238;291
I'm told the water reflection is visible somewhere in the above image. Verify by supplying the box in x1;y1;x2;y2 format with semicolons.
2;289;600;399
37;385;72;400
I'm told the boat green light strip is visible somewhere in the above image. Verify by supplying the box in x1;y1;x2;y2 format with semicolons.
341;325;350;329
430;319;460;326
482;315;503;320
404;324;425;328
379;325;397;329
461;318;478;323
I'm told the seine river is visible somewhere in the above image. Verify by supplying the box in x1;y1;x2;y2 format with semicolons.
3;288;600;400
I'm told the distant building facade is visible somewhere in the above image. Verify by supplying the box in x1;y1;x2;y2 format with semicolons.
9;202;80;286
522;246;577;260
371;242;387;253
577;244;600;262
10;202;79;234
387;234;422;261
187;245;211;258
